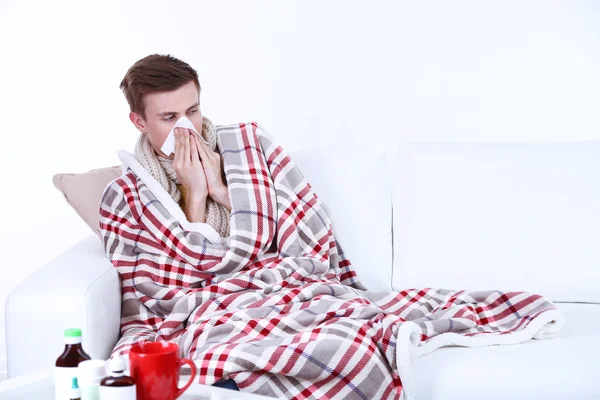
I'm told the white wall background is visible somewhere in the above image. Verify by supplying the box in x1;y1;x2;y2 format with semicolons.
0;0;599;379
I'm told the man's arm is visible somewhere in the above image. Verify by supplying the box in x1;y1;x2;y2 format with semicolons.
211;186;232;212
184;193;208;222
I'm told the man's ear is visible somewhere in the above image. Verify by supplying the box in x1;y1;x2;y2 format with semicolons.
129;112;147;133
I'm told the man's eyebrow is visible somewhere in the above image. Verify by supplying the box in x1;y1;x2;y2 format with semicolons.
156;102;200;117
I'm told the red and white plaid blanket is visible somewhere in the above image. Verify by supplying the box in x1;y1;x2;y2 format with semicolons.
100;122;564;400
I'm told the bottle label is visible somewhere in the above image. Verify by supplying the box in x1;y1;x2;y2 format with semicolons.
99;385;136;400
81;385;100;400
55;367;78;400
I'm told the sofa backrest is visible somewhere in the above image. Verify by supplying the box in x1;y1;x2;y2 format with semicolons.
290;143;393;292
390;141;600;303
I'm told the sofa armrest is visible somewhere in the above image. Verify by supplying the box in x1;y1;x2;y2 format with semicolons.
5;235;121;378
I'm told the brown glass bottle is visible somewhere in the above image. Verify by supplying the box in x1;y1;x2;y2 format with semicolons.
55;328;91;400
55;344;91;368
99;357;136;399
55;329;91;367
100;375;136;387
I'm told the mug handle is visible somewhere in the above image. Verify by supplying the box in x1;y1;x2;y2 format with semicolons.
175;358;197;398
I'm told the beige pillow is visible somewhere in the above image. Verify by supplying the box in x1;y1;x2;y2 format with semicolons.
53;166;123;237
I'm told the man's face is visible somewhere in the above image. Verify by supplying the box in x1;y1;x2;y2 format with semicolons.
129;80;203;159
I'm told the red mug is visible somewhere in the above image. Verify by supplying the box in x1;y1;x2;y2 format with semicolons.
129;342;197;400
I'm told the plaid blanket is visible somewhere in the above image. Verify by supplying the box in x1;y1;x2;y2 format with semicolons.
100;122;564;400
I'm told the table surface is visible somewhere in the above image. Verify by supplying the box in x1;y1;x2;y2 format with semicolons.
0;368;276;400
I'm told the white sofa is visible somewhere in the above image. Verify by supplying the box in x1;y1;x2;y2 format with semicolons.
6;141;600;399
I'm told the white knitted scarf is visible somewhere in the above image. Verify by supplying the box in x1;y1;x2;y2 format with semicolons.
134;117;230;238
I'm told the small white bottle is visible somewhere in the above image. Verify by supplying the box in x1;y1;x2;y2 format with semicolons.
99;357;136;400
78;359;107;400
69;377;81;400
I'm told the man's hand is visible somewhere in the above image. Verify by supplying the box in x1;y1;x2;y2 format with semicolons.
192;133;231;211
172;128;210;222
173;128;208;199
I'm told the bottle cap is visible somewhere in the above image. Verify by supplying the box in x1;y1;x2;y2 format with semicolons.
108;357;126;377
64;328;83;345
64;328;82;338
69;377;81;399
78;359;107;385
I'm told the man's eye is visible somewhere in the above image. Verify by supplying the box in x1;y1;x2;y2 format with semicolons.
189;109;198;114
164;116;175;121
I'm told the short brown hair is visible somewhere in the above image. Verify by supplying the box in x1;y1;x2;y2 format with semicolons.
119;54;200;120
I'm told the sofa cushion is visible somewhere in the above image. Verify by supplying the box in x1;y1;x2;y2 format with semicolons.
411;303;600;400
53;166;123;237
290;143;393;292
391;141;600;303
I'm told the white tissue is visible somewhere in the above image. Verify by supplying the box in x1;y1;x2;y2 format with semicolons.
160;116;209;156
